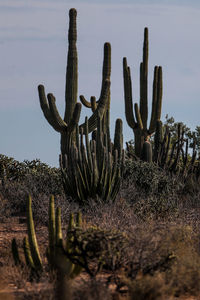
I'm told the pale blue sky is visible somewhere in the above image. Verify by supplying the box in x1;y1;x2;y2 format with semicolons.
1;0;200;166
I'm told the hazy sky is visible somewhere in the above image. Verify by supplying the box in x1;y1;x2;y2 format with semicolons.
1;0;200;166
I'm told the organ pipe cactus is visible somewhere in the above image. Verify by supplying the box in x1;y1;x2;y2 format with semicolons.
11;195;82;279
60;114;124;204
38;8;109;158
123;27;163;159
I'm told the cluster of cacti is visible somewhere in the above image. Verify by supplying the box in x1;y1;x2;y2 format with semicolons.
123;27;163;159
60;113;124;204
153;121;197;177
36;7;200;201
11;195;82;279
38;8;110;161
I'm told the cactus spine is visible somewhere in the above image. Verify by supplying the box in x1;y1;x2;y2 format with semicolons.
38;8;109;159
123;28;163;159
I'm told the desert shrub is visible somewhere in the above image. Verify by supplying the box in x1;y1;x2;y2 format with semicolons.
0;156;64;195
122;223;200;298
132;195;178;219
123;159;182;196
73;279;112;300
0;155;65;216
123;223;177;281
0;154;25;182
120;159;183;218
65;226;128;277
0;257;55;300
126;272;169;300
164;225;200;297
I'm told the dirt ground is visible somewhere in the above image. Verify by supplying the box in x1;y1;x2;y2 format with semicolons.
0;217;199;300
0;217;50;299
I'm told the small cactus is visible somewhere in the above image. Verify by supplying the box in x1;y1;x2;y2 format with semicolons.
11;195;82;279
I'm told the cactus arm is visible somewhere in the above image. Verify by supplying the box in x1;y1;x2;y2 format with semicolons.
90;96;97;112
27;195;43;270
79;95;97;111
64;8;78;124
123;57;136;129
48;195;56;264
23;237;35;269
99;42;111;101
47;94;68;132
38;85;65;132
56;207;63;245
149;66;158;134
155;66;163;121
80;42;111;109
161;128;170;167
79;79;110;133
114;119;123;160
153;120;162;163
134;103;143;130
140;27;148;130
79;95;92;108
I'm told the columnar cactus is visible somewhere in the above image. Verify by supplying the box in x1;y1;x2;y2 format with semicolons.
141;140;152;163
27;194;43;271
38;8;109;158
153;120;163;163
123;27;163;159
61;114;124;204
11;195;82;279
152;121;197;178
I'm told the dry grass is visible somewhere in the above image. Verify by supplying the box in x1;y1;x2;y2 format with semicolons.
1;161;200;299
1;206;200;299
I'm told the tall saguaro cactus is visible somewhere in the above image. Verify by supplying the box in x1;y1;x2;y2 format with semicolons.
123;27;163;158
38;8;109;158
